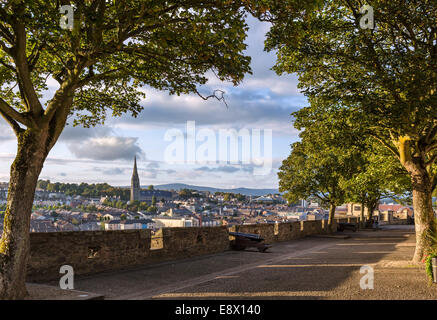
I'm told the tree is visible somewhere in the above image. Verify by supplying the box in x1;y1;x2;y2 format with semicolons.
343;140;411;227
36;179;50;190
148;185;154;191
0;1;251;299
146;206;157;214
151;195;156;206
279;102;368;232
138;202;148;212
252;0;437;263
280;141;346;233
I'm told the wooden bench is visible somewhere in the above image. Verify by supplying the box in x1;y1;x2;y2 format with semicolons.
337;222;357;232
229;232;271;252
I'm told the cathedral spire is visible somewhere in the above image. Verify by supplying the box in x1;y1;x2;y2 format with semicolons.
133;155;138;174
130;156;140;202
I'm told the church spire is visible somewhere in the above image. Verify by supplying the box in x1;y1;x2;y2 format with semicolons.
133;155;138;174
130;156;140;202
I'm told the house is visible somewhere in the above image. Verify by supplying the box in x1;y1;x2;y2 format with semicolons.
102;211;134;221
346;203;369;217
252;196;274;203
105;219;155;230
199;216;221;227
379;204;414;218
78;222;101;231
164;207;193;217
152;215;199;228
30;220;57;233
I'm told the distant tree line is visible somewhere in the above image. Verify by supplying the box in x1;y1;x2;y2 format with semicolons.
214;192;246;202
102;199;157;214
178;189;203;199
37;180;130;200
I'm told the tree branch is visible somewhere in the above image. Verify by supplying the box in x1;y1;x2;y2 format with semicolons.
0;97;31;127
368;132;400;158
10;8;43;116
196;89;229;108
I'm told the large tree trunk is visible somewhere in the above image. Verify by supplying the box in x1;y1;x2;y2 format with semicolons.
0;129;48;299
360;201;365;229
410;169;436;263
366;204;376;228
327;203;336;234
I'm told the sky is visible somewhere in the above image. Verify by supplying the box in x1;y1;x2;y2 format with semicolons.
0;17;306;190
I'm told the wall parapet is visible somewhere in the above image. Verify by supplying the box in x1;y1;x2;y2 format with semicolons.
28;220;338;282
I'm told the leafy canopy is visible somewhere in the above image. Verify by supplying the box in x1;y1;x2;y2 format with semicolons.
0;0;251;140
250;0;437;185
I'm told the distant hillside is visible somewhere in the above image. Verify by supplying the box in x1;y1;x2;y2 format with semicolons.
151;183;279;196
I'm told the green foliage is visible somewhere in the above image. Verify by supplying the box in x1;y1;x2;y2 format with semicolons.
424;229;437;284
146;206;157;213
343;139;411;213
0;1;251;131
258;0;437;260
259;0;437;183
279;105;365;209
38;180;130;200
178;189;202;199
214;192;246;202
138;202;149;211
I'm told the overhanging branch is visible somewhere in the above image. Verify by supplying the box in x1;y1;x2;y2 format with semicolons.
196;89;229;108
0;97;31;127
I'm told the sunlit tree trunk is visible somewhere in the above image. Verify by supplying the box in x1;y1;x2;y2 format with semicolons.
398;137;436;263
410;170;436;263
327;203;336;233
0;129;49;299
360;201;365;229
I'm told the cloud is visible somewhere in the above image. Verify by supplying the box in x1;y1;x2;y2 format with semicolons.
113;87;301;133
146;161;160;169
195;166;241;173
0;121;15;143
94;167;127;176
59;124;113;142
109;17;306;138
69;136;144;161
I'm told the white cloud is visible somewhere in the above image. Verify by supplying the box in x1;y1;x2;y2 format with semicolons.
69;136;144;161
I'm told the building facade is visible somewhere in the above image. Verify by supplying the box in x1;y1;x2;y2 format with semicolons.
130;156;140;202
130;157;174;203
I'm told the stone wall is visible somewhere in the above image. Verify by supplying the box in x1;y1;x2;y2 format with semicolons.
28;226;229;282
28;220;339;282
228;220;336;243
148;226;230;262
28;229;152;282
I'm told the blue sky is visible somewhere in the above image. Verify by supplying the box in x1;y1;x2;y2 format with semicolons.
0;17;306;189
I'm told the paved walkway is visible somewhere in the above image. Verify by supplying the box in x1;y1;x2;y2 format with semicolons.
43;226;437;300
